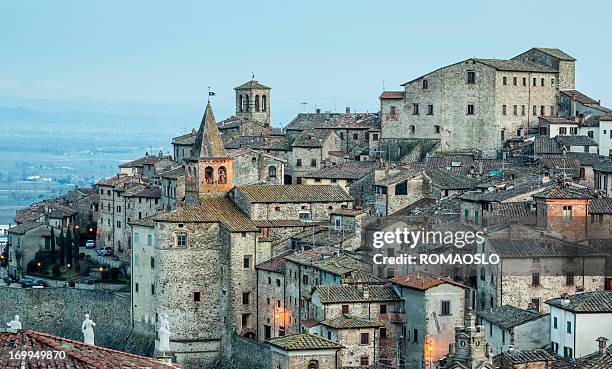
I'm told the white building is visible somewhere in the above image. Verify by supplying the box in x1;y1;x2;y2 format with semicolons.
546;291;612;359
600;115;612;157
130;217;157;332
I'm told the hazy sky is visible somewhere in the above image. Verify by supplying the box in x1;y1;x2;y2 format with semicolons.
1;0;611;127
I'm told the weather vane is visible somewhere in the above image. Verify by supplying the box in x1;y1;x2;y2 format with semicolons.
252;72;255;80
208;86;215;101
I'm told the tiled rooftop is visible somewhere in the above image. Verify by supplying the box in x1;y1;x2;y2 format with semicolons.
589;197;612;214
490;237;604;258
477;305;543;329
389;272;467;291
266;332;342;351
555;135;598;147
304;162;379;180
546;291;612;313
235;184;353;203
0;329;181;369
321;315;383;329
315;285;401;303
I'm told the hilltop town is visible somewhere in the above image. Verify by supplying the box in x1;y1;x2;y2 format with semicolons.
2;47;612;369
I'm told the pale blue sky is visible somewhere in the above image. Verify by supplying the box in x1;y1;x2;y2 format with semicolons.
1;0;610;128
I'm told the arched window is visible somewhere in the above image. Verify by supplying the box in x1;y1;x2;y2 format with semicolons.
239;95;244;112
255;95;260;112
205;166;214;184
268;166;277;178
422;79;428;89
262;95;267;111
308;360;319;369
218;166;227;184
245;95;250;112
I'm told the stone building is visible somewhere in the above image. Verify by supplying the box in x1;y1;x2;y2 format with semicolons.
290;130;342;184
234;80;271;133
6;222;58;278
160;166;185;212
479;228;606;313
380;48;575;158
310;284;403;367
130;216;157;333
476;305;550;356
389;272;468;369
265;332;343;369
533;186;594;242
302;161;379;192
228;148;286;186
319;315;383;368
558;89;611;118
594;160;612;196
374;168;425;216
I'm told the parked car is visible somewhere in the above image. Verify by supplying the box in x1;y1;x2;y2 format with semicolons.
3;275;17;284
96;246;113;256
19;277;48;288
85;240;96;249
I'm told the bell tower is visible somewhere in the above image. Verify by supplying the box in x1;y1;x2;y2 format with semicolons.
234;79;271;133
444;310;495;369
185;101;233;203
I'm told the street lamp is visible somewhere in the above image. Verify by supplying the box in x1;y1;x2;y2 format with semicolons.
427;339;433;369
66;263;72;282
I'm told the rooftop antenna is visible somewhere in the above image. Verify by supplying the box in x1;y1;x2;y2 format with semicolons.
301;102;308;112
382;80;385;91
252;72;255;80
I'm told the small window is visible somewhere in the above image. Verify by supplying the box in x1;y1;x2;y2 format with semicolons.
513;76;517;85
193;291;201;302
521;105;526;116
360;356;369;366
541;78;545;86
441;300;451;315
390;106;396;115
380;327;387;338
434;125;440;134
151;284;155;295
409;125;415;134
360;332;369;345
296;159;302;167
303;275;309;285
502;105;507;115
427;104;434;115
566;272;574;286
533;77;537;86
242;292;250;305
310;159;317;167
513;105;518;115
342;304;349;314
559;127;567;135
413;103;420;115
553;316;558;329
522;77;527;86
563;206;572;221
268;166;277;178
276;279;281;287
176;233;187;247
540;105;545;116
352;133;358;140
467;71;476;84
532;273;540;286
243;255;252;269
413;328;419;343
422;79;428;89
533;105;537;116
380;304;387;314
566;321;572;334
502;76;507;85
551;78;555;87
467;104;475;115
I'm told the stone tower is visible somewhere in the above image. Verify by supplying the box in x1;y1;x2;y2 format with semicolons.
444;310;495;369
185;101;233;203
234;80;271;132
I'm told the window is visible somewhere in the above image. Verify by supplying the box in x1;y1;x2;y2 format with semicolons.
533;105;537;116
262;95;267;111
467;104;475;115
218;166;227;184
134;232;140;244
342;305;349;314
264;325;272;339
276;279;281;287
409;125;415;134
521;105;526;116
588;130;594;138
176;233;187;247
134;254;140;266
550;106;555;116
150;257;155;269
564;346;573;359
243;255;252;269
503;76;507;85
531;298;540;312
298;212;311;221
426;104;434;115
117;205;121;212
533;77;537;86
413;328;419;343
151;284;155;295
380;304;387;314
513;105;518;115
193;291;201;302
422;79;428;89
554;317;558;329
296;159;302;167
352;133;358;140
522;77;527;86
308;360;319;369
502;105;507;115
540;105;545;116
372;133;379;141
532;273;540;286
441;301;451;315
360;356;369;366
147;234;153;246
303;275;308;285
566;321;572;334
135;283;139;293
413;103;419;115
380;327;387;338
434;125;440;134
310;159;317;167
563;206;572;221
559;127;567;135
390;106;396;115
242;314;249;328
255;95;260;111
513;76;517;85
360;333;369;345
551;78;555;87
570;127;578;135
592;214;603;223
566;272;574;286
467;71;476;84
242;292;250;305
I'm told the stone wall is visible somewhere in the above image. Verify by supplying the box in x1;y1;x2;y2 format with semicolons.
0;286;153;355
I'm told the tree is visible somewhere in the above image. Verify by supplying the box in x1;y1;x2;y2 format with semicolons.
49;227;56;265
66;227;73;267
58;230;65;266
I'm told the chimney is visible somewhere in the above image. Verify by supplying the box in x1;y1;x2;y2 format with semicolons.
316;108;321;114
508;344;514;353
596;337;608;354
363;284;370;299
345;107;350;114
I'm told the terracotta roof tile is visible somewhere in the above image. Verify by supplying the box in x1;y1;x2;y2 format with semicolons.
477;305;544;329
321;315;383;329
546;291;612;313
389;272;467;291
589;198;612;214
235;184;353;203
266;332;342;351
315;285;401;303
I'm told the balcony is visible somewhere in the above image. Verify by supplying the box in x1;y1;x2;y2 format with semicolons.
379;312;406;324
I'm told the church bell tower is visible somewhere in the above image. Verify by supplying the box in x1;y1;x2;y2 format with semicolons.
234;79;271;133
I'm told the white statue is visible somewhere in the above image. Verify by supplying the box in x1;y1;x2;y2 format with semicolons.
81;314;96;345
7;315;22;330
158;313;171;352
